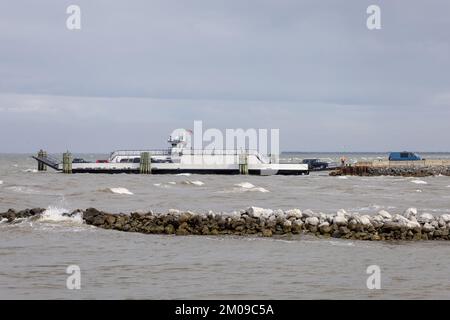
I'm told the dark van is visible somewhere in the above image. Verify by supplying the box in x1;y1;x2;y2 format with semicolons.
388;152;422;161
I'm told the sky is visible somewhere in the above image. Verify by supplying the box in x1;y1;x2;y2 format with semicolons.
0;0;449;153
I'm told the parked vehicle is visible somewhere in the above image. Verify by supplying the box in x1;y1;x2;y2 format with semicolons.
302;158;329;170
388;152;422;161
72;158;88;163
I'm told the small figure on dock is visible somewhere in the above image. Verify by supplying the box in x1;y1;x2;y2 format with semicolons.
340;156;347;167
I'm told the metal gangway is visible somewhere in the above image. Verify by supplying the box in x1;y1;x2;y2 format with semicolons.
32;153;61;171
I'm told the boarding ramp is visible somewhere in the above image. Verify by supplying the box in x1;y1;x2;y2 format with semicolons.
32;154;61;171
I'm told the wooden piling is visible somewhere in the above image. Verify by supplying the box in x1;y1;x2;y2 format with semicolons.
239;152;249;175
37;149;47;171
140;152;151;174
62;152;72;174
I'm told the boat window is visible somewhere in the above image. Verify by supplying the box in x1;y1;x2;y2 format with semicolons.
133;158;140;163
400;152;409;158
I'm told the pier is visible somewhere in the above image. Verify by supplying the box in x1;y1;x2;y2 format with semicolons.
31;149;309;176
330;159;450;177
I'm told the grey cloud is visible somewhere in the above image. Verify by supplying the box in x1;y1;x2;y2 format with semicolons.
0;1;449;152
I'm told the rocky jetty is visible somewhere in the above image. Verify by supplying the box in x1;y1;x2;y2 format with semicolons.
2;207;450;241
331;166;450;177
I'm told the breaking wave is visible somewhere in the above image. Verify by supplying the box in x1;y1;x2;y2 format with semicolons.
411;180;428;185
220;182;270;194
236;182;256;189
6;186;40;194
182;180;205;186
100;187;134;195
23;169;38;173
39;206;83;224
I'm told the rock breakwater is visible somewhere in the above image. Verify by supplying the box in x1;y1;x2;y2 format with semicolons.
331;166;450;177
2;207;450;241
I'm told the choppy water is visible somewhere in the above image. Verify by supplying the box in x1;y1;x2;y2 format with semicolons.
1;153;450;299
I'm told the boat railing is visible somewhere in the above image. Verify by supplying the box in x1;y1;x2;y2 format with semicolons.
109;149;264;160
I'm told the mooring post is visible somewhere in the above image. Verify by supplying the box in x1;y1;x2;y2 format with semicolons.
140;152;151;174
37;149;47;171
62;151;72;174
239;152;249;175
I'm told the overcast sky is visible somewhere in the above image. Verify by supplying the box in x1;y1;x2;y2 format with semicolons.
1;0;449;152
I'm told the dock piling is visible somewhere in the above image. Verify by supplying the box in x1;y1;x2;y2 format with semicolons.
62;152;72;174
239;152;249;175
140;152;151;174
37;149;47;171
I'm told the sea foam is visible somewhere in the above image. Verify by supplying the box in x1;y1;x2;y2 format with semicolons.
411;180;428;185
109;187;134;195
182;180;205;186
232;182;270;193
39;206;83;224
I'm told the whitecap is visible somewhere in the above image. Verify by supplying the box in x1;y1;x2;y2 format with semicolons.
337;176;348;180
39;206;83;224
23;169;38;173
235;182;256;189
224;182;270;193
411;180;428;185
168;182;177;185
109;187;134;195
176;173;192;176
416;189;423;193
6;186;39;194
0;180;3;185
182;180;205;186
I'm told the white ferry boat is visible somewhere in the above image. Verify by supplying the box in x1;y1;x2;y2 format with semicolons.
33;134;309;175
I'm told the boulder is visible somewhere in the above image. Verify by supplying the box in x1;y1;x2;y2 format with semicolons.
333;216;348;227
406;221;422;233
305;217;319;226
336;209;347;218
285;209;302;219
83;208;103;224
246;207;273;219
378;210;392;220
292;219;304;233
283;220;292;232
302;209;315;218
359;215;373;228
422;223;435;233
418;213;434;224
319;222;332;234
370;215;385;228
383;221;402;231
403;208;418;220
